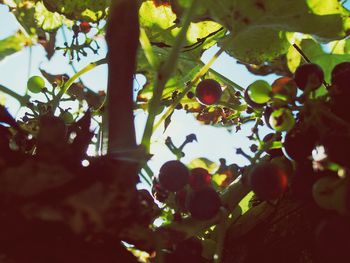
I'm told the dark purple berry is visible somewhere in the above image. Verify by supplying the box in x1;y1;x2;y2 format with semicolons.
158;160;189;192
294;63;324;91
189;167;211;189
263;133;283;157
283;125;316;161
248;162;288;200
331;62;350;95
187;187;221;220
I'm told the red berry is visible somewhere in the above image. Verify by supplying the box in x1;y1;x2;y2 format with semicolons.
187;187;221;220
79;22;91;34
294;63;324;91
189;167;211;189
158;160;189;192
271;76;297;101
248;162;288;200
195;79;222;105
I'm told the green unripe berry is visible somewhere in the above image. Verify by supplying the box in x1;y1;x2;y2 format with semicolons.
27;76;45;93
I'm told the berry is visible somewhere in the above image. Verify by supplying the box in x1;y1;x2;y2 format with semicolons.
79;22;91;33
158;160;189;192
271;76;297;102
263;106;273;129
312;175;339;210
60;111;74;124
27;76;45;93
248;162;288;200
195;79;222;105
247;80;272;104
262;133;283;157
331;62;350;94
72;24;80;35
244;88;265;109
187;187;221;220
283;124;316;161
294;63;324;91
189;167;211;189
269;108;295;132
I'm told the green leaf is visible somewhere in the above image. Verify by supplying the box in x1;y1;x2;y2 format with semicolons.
34;1;63;32
42;0;109;22
187;157;217;173
239;191;254;214
0;32;29;62
205;0;350;63
300;38;350;83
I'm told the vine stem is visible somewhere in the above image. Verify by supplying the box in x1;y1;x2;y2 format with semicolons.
52;58;107;111
153;45;226;132
141;0;200;152
0;84;29;106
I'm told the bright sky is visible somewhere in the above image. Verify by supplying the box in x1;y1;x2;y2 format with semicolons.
0;4;277;181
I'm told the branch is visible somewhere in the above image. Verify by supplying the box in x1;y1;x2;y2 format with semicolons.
105;0;139;155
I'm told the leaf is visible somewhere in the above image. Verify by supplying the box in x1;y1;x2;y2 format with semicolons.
34;1;63;32
0;32;29;62
300;38;350;83
206;0;350;63
42;0;109;22
187;157;217;173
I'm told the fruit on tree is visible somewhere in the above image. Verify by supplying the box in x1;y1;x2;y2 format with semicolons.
294;63;324;91
189;167;211;189
247;80;272;104
27;76;45;93
269;108;295;132
247;162;288;200
262;133;283;157
312;175;339;210
60;111;74;124
271;76;297;102
195;79;222;105
244;88;265;109
79;22;91;33
283;124;316;161
158;160;189;192
331;61;350;94
187;186;221;220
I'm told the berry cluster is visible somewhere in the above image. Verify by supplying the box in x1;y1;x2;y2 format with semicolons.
152;160;221;221
56;22;100;61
